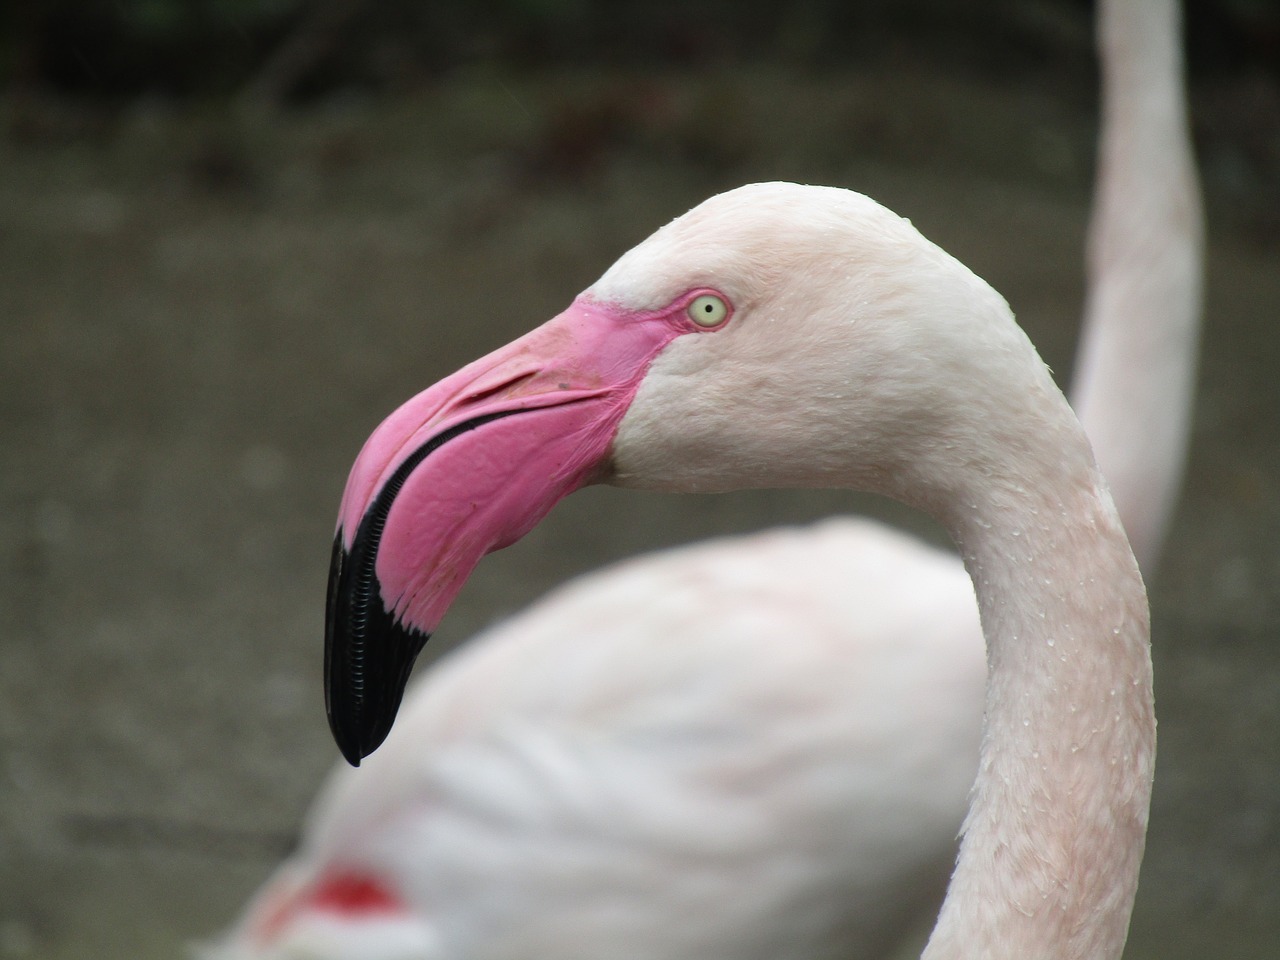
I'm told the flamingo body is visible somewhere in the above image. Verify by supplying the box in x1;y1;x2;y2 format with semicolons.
207;519;983;959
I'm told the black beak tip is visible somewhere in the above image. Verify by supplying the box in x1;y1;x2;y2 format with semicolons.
325;533;430;767
333;728;366;768
327;693;377;767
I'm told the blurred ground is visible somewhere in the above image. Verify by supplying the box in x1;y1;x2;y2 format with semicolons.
1;53;1279;960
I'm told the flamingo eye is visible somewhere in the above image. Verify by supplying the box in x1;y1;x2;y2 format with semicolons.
687;294;729;328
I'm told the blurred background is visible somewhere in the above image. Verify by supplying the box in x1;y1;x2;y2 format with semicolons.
1;0;1278;957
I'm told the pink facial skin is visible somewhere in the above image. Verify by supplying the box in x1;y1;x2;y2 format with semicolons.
325;290;729;764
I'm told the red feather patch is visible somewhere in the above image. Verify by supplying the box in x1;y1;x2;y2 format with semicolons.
253;869;406;944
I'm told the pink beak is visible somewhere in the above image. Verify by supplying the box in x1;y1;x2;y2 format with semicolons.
325;296;686;764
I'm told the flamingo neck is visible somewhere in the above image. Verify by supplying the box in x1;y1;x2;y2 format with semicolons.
922;431;1154;960
1070;0;1203;571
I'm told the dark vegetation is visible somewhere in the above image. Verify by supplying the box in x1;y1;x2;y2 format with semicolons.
4;0;1278;106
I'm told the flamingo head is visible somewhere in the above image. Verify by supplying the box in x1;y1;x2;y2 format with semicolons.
325;182;1027;764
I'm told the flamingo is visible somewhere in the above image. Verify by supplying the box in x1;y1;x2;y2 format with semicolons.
317;186;1157;959
202;0;1199;956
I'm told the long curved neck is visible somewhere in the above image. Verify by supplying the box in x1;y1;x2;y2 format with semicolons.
921;2;1188;950
1071;0;1203;572
918;399;1155;960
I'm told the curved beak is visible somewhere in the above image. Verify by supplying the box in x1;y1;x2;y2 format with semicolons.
325;296;679;764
